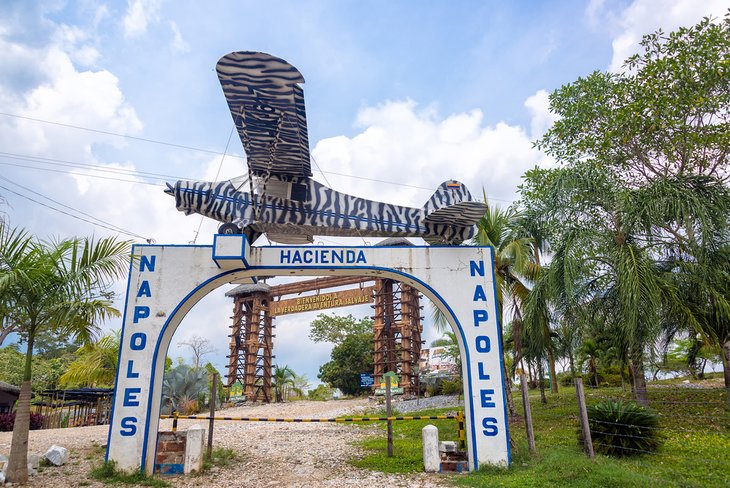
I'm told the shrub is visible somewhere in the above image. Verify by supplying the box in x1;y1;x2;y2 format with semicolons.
582;400;662;457
0;412;44;431
441;378;463;395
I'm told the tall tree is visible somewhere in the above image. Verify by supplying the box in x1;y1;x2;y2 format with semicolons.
272;364;296;402
473;200;535;416
0;224;130;483
178;335;215;368
525;15;730;405
309;313;373;344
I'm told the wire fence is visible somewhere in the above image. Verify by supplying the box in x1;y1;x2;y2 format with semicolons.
513;378;730;487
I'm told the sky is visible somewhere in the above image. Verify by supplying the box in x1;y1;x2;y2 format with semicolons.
0;0;727;389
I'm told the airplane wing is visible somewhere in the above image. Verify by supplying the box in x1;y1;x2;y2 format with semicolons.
216;51;312;180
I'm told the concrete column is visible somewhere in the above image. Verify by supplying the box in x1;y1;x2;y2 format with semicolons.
422;424;440;472
184;424;206;474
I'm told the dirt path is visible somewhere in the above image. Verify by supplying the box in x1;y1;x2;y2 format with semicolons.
0;399;452;487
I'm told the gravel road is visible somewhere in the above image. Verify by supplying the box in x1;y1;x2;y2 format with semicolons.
0;398;454;487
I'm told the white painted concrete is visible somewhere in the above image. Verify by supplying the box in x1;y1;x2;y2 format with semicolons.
106;237;510;474
422;425;440;472
184;424;206;474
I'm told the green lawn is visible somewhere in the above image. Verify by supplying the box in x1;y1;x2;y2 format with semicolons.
350;385;730;487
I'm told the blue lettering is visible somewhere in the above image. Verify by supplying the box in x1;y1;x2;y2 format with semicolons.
480;389;496;408
346;250;355;263
280;250;291;264
477;362;491;380
332;250;343;264
470;260;485;277
130;332;147;350
475;336;491;353
137;280;152;298
303;250;313;264
356;250;367;264
120;417;137;436
473;285;487;302
482;417;499;436
292;251;302;264
126;360;140;379
133;306;150;323
140;255;156;273
123;387;141;407
473;310;489;326
321;252;329;264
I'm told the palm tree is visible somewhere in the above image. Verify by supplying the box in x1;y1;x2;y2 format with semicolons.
272;364;296;403
474;200;535;417
60;330;121;387
0;224;130;484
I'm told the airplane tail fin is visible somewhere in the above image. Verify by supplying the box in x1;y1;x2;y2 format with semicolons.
422;180;487;226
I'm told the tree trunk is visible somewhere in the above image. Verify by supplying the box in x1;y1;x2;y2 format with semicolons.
538;361;547;404
502;358;516;418
568;352;576;383
7;332;34;484
722;340;730;408
630;355;649;407
7;380;31;483
547;349;558;394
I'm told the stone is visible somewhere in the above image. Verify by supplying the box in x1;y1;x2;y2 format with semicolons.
422;425;440;473
439;441;457;453
0;471;4;484
43;445;69;466
0;453;8;473
184;424;206;474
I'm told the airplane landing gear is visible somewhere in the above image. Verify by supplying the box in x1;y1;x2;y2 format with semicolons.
218;223;241;235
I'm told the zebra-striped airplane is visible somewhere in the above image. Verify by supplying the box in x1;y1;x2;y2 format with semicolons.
165;51;487;245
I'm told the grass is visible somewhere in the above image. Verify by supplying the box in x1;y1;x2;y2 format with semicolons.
89;460;170;487
201;447;238;471
350;407;461;473
350;384;730;487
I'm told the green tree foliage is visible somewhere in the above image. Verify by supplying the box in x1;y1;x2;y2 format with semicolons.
0;346;74;393
521;15;730;406
60;330;120;388
272;364;296;403
307;384;334;401
318;333;373;396
0;224;130;483
309;313;373;344
203;362;226;406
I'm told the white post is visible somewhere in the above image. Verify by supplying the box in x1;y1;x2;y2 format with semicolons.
422;424;440;472
184;425;206;474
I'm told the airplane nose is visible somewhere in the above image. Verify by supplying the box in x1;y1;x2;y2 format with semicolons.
164;182;175;196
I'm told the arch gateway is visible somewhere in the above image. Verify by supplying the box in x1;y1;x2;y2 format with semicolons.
106;235;510;473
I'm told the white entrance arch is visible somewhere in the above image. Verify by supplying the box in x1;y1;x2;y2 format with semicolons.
106;235;510;473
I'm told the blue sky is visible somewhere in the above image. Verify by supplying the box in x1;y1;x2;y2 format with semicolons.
0;0;726;388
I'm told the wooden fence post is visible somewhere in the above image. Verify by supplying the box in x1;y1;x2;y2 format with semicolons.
575;377;594;458
207;373;217;460
520;374;536;453
386;374;393;457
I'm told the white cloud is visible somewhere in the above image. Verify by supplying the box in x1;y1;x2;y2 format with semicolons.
524;89;558;140
169;21;189;53
606;0;728;71
123;0;163;38
312;99;551;208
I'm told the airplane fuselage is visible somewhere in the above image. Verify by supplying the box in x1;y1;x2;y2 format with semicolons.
167;177;480;244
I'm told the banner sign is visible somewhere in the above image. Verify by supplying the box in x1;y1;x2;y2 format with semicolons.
360;373;374;388
270;287;374;316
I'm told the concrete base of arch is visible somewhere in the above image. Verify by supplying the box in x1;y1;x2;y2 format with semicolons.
106;235;510;473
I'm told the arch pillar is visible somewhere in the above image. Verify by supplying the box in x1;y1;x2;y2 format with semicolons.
106;235;510;473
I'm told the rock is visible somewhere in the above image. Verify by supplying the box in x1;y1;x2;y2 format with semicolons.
28;453;40;475
43;445;69;466
0;471;4;484
0;453;8;473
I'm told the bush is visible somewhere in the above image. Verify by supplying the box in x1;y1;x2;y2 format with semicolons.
440;378;463;395
0;412;44;431
582;400;662;457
